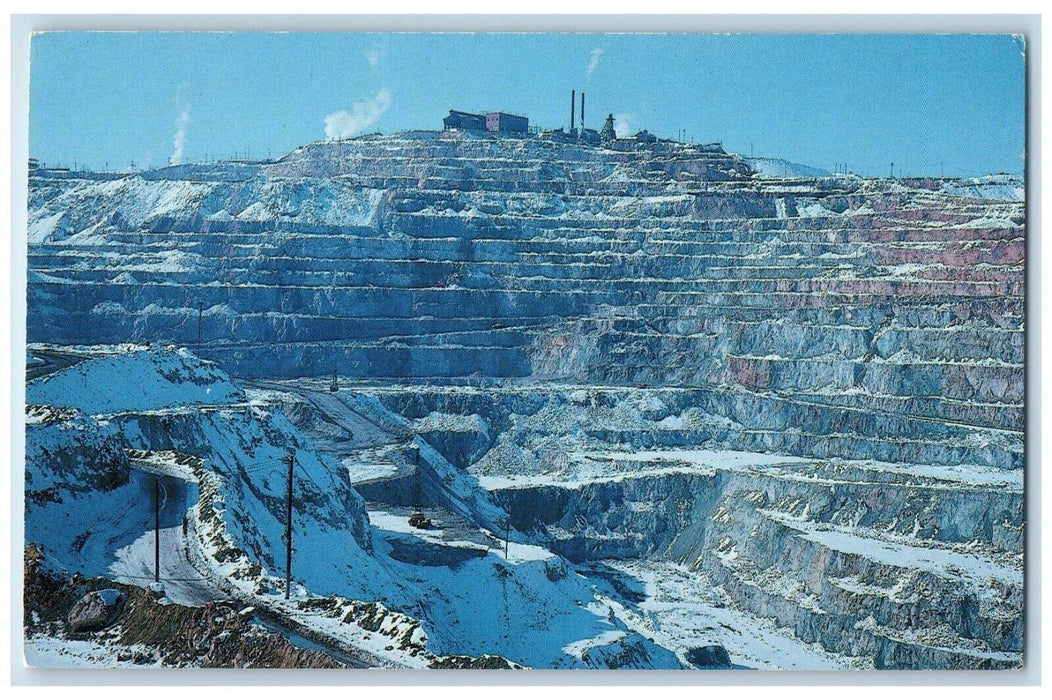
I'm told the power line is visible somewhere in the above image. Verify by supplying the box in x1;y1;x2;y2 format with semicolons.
117;574;209;582
196;301;204;356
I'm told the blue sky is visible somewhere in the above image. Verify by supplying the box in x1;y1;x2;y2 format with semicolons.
29;32;1025;176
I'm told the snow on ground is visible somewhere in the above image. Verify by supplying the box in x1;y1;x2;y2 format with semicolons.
477;463;717;490
204;503;677;668
746;158;831;179
28;211;66;244
367;509;490;553
26;435;221;608
25;350;680;669
763;509;1022;588
941;176;1024;202
853;616;1020;664
599;560;869;670
478;447;1021;494
27;452;156;580
27;173;387;244
29;176;215;243
477;449;812;490
109;524;222;607
837;459;1023;491
26;347;242;414
344;459;399;483
42;351;1017;669
24;632;164;669
412;411;488;434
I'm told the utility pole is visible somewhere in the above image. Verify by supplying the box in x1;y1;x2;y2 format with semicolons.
196;301;203;356
154;478;161;583
413;446;421;513
285;449;295;600
890;162;895;179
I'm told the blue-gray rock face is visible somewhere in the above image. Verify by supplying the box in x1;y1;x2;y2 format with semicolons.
359;384;1024;670
25;130;1025;669
27;134;1023;417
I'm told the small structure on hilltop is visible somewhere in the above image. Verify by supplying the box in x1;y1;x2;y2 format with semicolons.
634;130;658;144
443;110;487;131
443;109;529;135
486;112;529;134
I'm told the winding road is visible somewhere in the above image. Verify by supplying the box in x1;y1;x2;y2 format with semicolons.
109;468;225;607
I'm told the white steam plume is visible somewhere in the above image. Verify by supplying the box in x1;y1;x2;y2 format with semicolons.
586;48;604;78
364;45;381;68
324;88;392;140
169;102;191;166
613;113;633;138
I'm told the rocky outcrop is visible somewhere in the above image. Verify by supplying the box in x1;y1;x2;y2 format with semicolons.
483;453;1022;670
25;559;344;668
686;645;733;668
67;589;125;633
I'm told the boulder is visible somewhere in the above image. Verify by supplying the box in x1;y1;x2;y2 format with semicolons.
685;644;732;669
67;588;125;633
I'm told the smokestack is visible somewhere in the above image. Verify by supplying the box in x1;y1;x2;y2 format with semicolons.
570;90;575;132
581;92;585;130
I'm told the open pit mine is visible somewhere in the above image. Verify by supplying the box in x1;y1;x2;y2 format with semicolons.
24;129;1024;670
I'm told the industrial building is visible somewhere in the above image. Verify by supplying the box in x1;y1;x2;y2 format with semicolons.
485;112;529;134
442;95;680;149
443;109;529;134
443;110;487;131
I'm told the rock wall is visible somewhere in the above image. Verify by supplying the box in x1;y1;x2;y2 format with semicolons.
487;455;1022;670
365;384;1024;669
25;130;1026;670
27;133;1024;469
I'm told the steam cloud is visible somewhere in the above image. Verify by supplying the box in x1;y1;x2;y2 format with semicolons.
324;89;393;140
364;45;381;69
613;113;633;138
586;48;604;78
169;102;191;166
